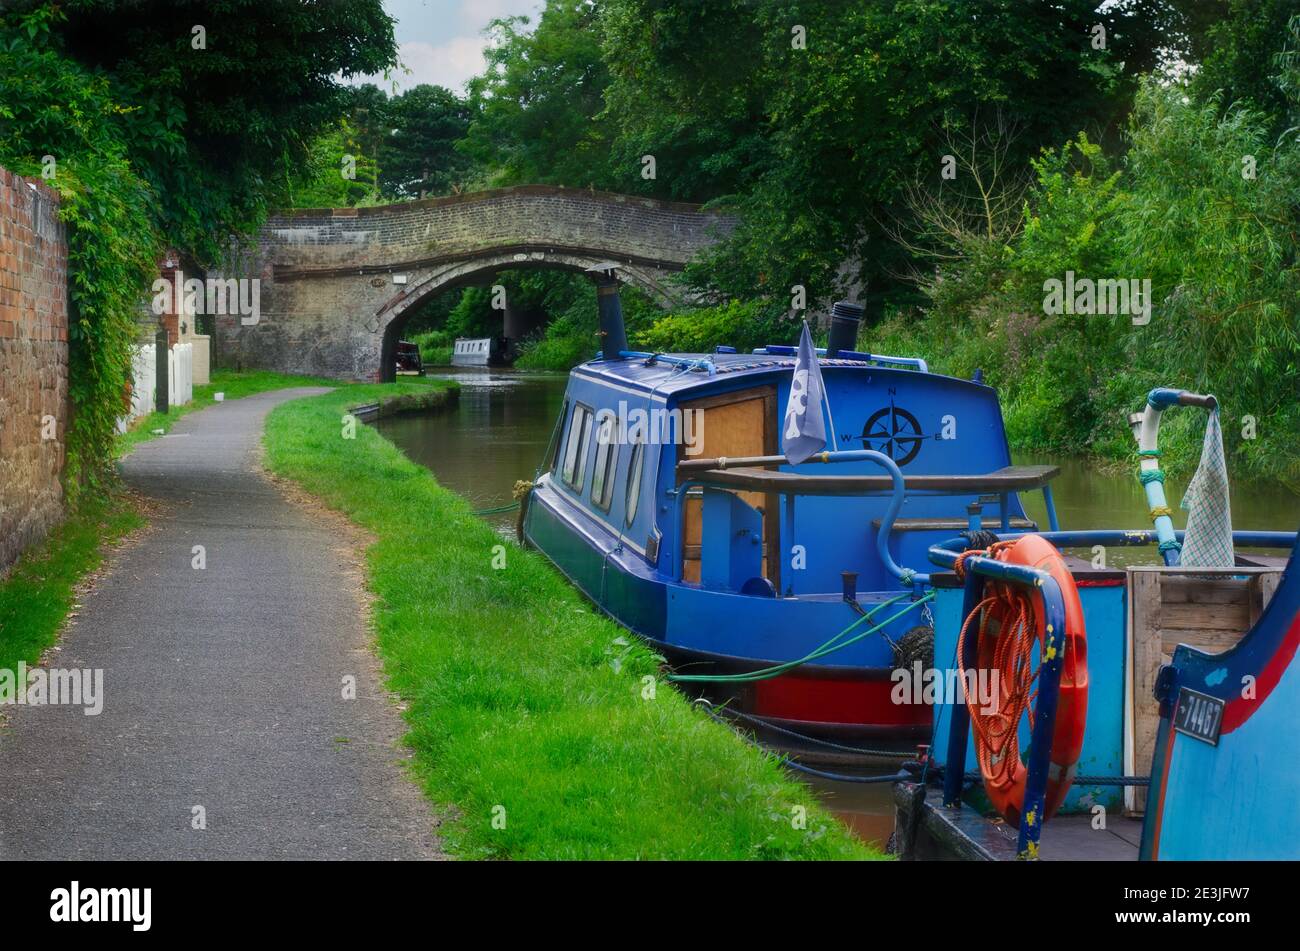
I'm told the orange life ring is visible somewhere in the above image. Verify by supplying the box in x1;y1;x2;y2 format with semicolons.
957;534;1088;825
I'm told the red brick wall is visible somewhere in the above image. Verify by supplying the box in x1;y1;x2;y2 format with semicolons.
0;165;69;575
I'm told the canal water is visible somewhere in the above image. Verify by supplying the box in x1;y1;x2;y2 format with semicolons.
376;368;1300;846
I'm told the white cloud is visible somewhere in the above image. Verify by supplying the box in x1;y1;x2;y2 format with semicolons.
348;0;539;93
457;0;535;31
395;36;488;92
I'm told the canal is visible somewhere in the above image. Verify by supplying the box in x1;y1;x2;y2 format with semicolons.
376;368;1300;847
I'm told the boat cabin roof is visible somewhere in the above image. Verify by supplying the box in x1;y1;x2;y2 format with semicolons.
572;352;922;397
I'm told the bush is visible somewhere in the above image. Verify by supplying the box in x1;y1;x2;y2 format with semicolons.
409;332;453;367
634;298;792;354
879;77;1300;489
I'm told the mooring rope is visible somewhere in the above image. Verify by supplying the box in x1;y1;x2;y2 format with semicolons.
667;592;935;684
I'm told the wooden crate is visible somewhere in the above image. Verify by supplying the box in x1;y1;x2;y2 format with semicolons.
1124;566;1281;814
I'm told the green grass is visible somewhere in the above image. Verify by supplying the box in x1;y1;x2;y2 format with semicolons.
0;491;144;676
263;382;876;860
116;368;337;457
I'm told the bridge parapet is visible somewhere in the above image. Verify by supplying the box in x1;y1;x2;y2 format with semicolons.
215;186;734;381
265;185;730;272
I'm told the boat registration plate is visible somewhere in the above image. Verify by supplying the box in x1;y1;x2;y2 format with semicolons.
1172;687;1225;746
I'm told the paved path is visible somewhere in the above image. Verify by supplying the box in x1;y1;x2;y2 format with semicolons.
0;389;442;859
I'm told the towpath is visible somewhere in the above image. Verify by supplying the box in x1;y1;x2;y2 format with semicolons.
0;389;442;859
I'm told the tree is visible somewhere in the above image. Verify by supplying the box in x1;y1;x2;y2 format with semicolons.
460;2;620;189
381;85;475;199
283;119;381;209
0;0;398;484
9;0;398;260
600;0;1175;310
1175;0;1299;135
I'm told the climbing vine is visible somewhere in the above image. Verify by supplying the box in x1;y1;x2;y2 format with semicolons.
2;1;396;497
0;8;161;499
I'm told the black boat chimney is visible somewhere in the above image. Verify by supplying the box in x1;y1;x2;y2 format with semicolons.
587;262;629;359
827;300;863;357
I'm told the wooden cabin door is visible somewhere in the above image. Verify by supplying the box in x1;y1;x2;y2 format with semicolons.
677;387;779;587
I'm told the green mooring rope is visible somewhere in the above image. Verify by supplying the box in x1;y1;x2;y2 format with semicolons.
473;500;521;516
667;591;936;685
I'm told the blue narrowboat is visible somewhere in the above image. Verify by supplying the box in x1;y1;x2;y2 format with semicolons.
524;267;1300;859
523;269;1063;744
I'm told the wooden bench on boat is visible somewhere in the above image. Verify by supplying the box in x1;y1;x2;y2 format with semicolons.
676;460;1060;496
674;459;1061;586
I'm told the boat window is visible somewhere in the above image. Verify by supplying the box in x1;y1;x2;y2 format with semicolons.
561;403;593;490
625;436;645;527
550;399;570;474
591;412;618;511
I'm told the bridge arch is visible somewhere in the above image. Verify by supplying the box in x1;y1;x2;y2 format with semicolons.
213;185;735;381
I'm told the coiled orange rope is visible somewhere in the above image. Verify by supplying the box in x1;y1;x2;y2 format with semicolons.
954;545;1043;796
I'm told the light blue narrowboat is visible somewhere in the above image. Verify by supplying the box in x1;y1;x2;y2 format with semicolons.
524;266;1300;860
908;387;1299;860
908;525;1299;860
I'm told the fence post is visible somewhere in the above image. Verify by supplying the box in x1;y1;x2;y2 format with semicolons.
155;329;169;414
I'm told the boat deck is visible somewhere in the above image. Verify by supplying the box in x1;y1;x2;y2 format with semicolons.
893;782;1142;861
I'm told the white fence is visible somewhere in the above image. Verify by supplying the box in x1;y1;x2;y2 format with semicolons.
117;341;194;431
170;341;193;407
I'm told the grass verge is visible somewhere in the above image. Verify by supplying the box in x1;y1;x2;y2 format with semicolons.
0;490;143;676
263;382;876;860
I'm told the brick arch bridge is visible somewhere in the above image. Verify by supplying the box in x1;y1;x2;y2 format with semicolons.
213;185;735;381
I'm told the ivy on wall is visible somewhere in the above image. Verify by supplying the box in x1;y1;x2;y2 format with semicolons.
0;8;160;499
0;1;396;497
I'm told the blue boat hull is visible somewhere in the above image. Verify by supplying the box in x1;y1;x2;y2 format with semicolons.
525;479;931;739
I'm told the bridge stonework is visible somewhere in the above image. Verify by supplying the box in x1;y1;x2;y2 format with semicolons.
213;185;734;381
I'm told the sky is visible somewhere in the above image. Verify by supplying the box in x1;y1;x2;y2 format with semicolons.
360;0;543;94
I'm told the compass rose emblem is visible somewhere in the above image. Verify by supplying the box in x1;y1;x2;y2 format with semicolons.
858;397;930;466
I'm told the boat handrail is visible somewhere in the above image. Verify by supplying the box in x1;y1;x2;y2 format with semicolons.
673;448;929;591
750;346;929;372
926;530;1300;574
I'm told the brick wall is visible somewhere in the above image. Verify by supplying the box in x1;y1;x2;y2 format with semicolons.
214;185;735;381
0;166;69;575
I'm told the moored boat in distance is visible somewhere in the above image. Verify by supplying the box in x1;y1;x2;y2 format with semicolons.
452;337;501;366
